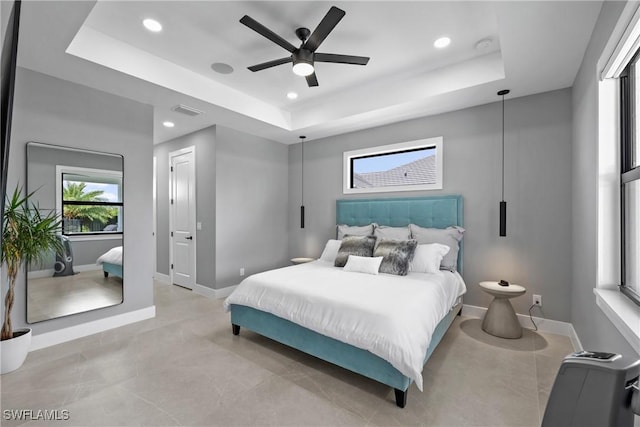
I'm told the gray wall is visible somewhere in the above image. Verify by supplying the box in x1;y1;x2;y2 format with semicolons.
5;67;154;334
153;125;289;290
571;1;638;357
215;126;289;288
289;89;573;322
154;126;217;287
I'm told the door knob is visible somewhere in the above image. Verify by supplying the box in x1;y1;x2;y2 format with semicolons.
185;236;193;240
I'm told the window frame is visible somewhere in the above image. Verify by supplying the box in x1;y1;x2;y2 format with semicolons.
342;137;443;194
619;52;640;306
56;165;123;239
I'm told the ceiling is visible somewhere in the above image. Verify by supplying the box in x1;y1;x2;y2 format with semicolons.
15;1;602;145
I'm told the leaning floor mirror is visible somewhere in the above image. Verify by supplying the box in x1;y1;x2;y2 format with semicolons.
26;142;124;323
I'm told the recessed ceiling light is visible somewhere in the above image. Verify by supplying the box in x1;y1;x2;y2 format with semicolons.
211;62;234;74
143;18;162;33
287;92;298;100
434;37;451;49
162;121;175;128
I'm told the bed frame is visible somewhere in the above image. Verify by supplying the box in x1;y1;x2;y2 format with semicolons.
102;262;123;279
230;195;464;408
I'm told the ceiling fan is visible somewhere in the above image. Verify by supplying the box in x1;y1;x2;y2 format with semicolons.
240;6;370;87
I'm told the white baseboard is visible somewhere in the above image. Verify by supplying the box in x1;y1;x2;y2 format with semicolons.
30;306;156;351
154;275;235;300
462;304;578;346
193;283;237;299
74;264;101;273
568;324;583;351
154;272;170;284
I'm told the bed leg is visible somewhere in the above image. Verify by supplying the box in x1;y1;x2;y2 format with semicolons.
103;271;109;278
394;388;407;408
232;324;240;335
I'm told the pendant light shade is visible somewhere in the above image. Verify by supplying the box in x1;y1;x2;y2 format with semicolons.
300;136;306;229
498;89;510;237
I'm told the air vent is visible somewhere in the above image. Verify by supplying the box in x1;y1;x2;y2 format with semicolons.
171;104;204;117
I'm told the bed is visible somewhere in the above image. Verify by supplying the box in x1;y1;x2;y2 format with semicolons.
96;246;123;279
225;195;464;408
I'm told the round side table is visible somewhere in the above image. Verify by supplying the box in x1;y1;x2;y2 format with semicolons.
478;281;526;339
291;257;315;265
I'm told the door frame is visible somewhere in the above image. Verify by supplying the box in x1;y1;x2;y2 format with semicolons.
153;155;157;278
168;146;196;287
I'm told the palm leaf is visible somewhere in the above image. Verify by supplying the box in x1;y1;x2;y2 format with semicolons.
1;186;62;340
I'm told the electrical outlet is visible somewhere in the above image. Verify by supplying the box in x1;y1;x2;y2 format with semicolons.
240;268;245;277
533;294;542;307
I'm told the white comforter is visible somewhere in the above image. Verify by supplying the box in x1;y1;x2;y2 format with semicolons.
224;260;466;391
96;246;123;266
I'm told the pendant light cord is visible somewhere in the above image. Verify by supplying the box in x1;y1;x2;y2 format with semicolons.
300;136;305;205
501;93;505;202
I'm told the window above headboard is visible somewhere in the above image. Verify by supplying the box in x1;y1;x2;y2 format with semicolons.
343;137;443;194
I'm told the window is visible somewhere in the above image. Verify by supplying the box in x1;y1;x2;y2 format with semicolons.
56;166;123;236
343;137;443;194
620;52;640;306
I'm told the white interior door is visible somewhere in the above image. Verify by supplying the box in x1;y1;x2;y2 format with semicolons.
170;147;196;289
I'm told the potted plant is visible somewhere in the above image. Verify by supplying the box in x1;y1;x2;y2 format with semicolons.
1;187;61;374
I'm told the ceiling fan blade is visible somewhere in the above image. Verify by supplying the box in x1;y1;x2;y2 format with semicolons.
303;6;345;52
248;57;292;72
306;73;319;87
240;15;297;53
315;53;369;66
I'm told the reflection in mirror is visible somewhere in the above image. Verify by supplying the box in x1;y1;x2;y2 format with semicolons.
26;142;124;323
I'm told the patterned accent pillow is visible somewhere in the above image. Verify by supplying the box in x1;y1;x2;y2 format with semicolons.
334;235;377;267
373;239;418;276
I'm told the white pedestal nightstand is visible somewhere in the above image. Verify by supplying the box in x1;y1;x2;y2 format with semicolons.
291;257;315;265
478;281;526;339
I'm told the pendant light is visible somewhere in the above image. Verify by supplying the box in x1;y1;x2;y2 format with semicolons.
498;89;510;237
300;136;306;229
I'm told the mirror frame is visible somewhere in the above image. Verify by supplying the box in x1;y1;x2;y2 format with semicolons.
26;141;124;323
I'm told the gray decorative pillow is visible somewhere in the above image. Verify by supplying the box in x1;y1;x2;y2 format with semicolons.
335;235;377;267
373;239;418;276
409;225;465;272
374;225;411;240
337;223;375;240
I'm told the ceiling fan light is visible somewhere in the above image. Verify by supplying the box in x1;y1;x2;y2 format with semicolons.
292;49;315;76
293;62;314;76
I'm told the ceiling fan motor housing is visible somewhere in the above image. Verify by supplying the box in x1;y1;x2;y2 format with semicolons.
294;49;314;65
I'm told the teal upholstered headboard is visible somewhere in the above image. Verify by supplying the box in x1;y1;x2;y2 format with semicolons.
336;195;464;273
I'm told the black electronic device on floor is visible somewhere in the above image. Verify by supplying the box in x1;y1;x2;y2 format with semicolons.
542;351;640;427
53;235;75;277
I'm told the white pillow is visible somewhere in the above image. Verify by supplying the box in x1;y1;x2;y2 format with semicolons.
319;239;342;262
410;244;450;274
343;255;383;275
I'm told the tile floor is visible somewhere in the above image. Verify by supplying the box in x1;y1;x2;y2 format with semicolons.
0;282;574;426
27;270;122;323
